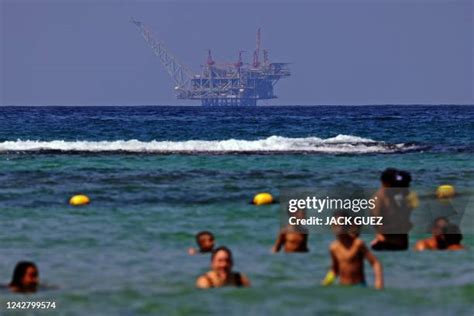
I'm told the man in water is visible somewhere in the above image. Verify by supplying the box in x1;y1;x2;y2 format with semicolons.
9;261;39;293
196;246;250;288
188;231;215;255
324;212;383;289
414;217;450;251
272;209;309;253
371;168;413;250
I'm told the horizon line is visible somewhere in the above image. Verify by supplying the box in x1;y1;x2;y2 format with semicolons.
1;104;473;107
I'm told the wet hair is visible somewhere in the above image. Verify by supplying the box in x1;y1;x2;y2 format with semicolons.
396;170;412;188
331;209;353;234
349;222;362;236
195;231;214;244
433;217;449;227
380;168;398;186
211;246;233;262
333;209;352;218
380;168;412;188
428;216;450;234
9;261;37;288
443;224;463;245
287;208;306;218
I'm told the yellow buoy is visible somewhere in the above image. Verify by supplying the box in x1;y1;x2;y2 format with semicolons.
253;193;274;205
436;185;455;199
69;194;90;206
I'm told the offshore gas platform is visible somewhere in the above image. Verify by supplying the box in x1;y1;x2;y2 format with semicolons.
131;18;291;106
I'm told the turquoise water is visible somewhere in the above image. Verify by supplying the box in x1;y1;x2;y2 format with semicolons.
0;106;473;315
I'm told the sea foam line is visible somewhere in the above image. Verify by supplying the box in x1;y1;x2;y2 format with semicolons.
0;135;418;154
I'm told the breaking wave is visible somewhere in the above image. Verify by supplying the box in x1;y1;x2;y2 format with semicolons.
0;135;421;154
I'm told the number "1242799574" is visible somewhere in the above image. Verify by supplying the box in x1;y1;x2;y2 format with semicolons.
6;301;56;309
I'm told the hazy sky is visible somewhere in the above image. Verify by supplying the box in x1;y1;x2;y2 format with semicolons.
1;0;472;106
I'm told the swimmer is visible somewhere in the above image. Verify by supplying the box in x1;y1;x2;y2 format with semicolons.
371;168;413;251
188;231;215;255
272;209;309;253
324;212;383;289
9;261;39;293
414;217;449;251
196;246;250;289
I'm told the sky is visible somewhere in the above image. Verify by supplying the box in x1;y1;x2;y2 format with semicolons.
0;0;472;106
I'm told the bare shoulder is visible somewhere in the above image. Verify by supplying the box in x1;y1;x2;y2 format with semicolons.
414;239;427;251
196;272;212;289
355;238;366;247
375;189;389;202
329;240;340;252
354;238;368;253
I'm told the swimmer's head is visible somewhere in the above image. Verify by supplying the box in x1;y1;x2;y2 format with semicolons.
287;208;306;220
380;168;397;187
432;217;449;237
396;171;412;188
211;246;233;274
196;231;215;253
380;168;398;187
9;261;39;293
443;224;463;246
349;223;362;237
294;209;306;223
331;210;352;236
380;168;412;188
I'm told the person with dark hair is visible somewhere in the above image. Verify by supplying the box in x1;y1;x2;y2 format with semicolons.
371;168;414;251
380;168;398;187
188;231;215;255
414;217;450;251
444;224;465;250
9;261;39;293
196;246;250;288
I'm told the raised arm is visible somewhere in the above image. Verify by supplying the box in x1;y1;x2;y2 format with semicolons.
364;246;384;290
271;231;285;253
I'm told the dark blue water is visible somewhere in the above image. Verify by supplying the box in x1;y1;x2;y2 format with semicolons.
0;106;472;149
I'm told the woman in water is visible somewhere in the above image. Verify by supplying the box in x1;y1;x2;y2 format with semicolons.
196;246;250;288
9;261;39;293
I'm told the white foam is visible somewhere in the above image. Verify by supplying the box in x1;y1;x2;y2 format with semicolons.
0;135;417;154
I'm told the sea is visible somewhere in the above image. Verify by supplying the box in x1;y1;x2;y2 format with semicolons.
0;105;473;315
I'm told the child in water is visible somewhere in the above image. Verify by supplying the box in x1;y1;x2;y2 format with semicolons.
323;212;384;289
9;261;39;293
188;231;215;255
272;209;309;253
